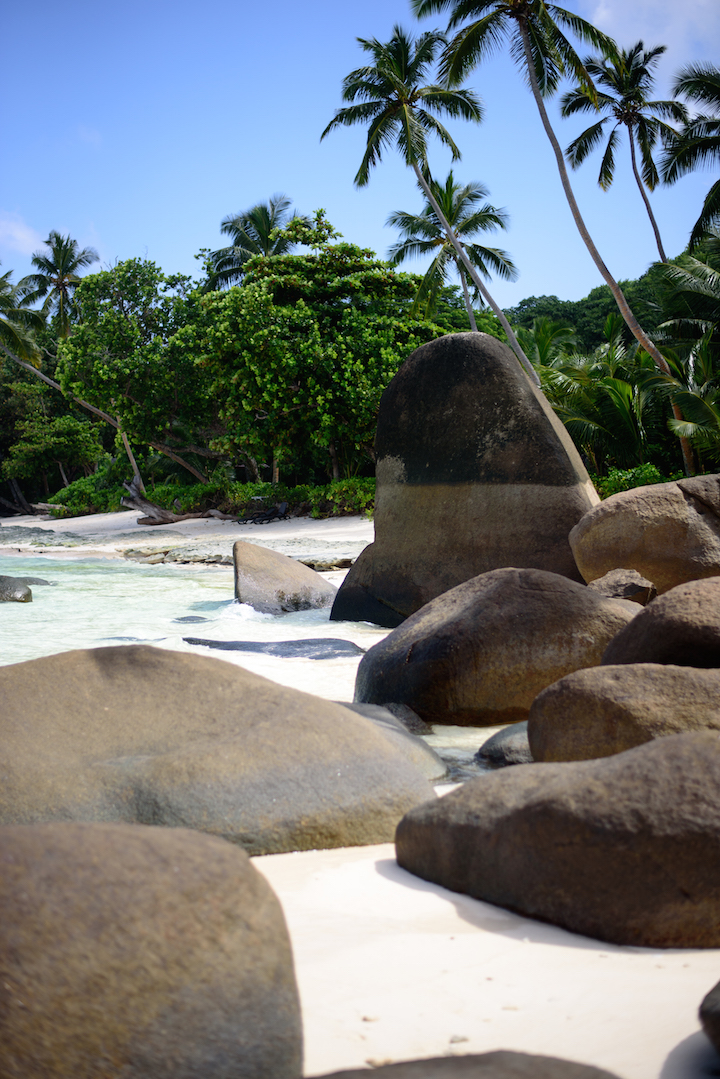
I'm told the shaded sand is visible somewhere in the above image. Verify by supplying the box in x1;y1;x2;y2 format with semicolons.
254;843;720;1079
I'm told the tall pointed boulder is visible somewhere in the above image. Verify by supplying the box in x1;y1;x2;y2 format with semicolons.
331;333;598;626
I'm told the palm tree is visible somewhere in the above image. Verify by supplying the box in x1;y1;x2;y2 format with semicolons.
411;0;695;475
19;231;99;338
209;194;306;287
387;169;517;329
320;24;537;382
661;64;720;248
560;42;687;262
0;265;44;361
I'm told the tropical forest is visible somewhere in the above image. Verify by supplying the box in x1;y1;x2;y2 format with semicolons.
2;2;719;520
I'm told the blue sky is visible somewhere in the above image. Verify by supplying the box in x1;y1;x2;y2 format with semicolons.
2;0;719;309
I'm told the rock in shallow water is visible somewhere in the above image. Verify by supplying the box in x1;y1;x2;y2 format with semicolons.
354;568;635;726
0;822;302;1079
396;730;720;947
475;722;533;767
184;637;366;659
331;332;598;627
0;575;32;602
233;539;336;613
0;645;433;854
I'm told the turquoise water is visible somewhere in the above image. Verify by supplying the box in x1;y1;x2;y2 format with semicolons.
0;553;491;778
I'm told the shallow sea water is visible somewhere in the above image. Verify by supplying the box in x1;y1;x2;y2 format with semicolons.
0;552;494;779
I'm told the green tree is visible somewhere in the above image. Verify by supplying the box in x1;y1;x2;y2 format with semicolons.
661;64;720;248
413;0;693;472
320;23;537;381
209;194;307;288
187;213;446;481
2;415;104;490
58;259;216;483
387;169;517;329
19;231;99;338
561;41;686;262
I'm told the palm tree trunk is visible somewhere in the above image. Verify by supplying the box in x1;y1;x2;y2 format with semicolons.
627;126;668;262
458;266;479;331
518;21;694;476
411;163;540;386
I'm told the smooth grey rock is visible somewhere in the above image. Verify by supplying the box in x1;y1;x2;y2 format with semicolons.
0;575;32;602
529;663;720;761
316;1051;622;1078
602;576;720;667
336;702;446;781
570;476;720;595
0;646;433;855
184;637;366;659
700;979;720;1056
331;333;598;627
585;568;656;605
0;822;302;1079
396;730;720;947
355;568;635;726
234;539;336;613
475;722;532;767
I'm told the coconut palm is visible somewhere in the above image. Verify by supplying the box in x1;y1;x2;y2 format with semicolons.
561;42;686;262
0;265;44;362
661;64;720;248
19;231;99;338
320;24;537;381
387;170;517;329
411;0;694;474
209;194;306;288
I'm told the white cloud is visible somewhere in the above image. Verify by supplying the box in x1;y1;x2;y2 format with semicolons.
580;0;720;85
0;212;44;257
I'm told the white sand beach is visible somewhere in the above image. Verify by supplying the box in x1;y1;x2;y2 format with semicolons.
1;510;718;1078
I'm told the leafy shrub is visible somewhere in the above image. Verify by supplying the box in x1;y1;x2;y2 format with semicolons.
591;464;684;499
49;474;376;519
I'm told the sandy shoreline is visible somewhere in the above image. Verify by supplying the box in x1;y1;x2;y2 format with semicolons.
2;510;718;1077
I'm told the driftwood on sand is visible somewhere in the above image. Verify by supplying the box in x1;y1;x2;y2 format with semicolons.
121;478;236;525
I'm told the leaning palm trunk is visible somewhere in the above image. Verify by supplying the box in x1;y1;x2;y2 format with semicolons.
411;162;540;385
627;128;668;262
458;266;479;330
518;21;694;474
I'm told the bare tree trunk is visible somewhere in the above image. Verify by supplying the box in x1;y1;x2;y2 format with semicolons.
329;441;341;480
458;267;478;331
411;163;540;386
271;455;280;484
117;422;146;494
627;127;668;263
57;461;70;487
518;21;694;476
0;343;210;484
8;478;33;515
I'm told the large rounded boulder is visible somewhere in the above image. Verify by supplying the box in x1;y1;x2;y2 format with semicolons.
528;663;720;761
602;576;720;666
569;475;720;594
331;333;598;627
315;1051;621;1078
0;575;32;602
355;568;635;726
396;730;720;947
0;645;433;853
0;822;302;1079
